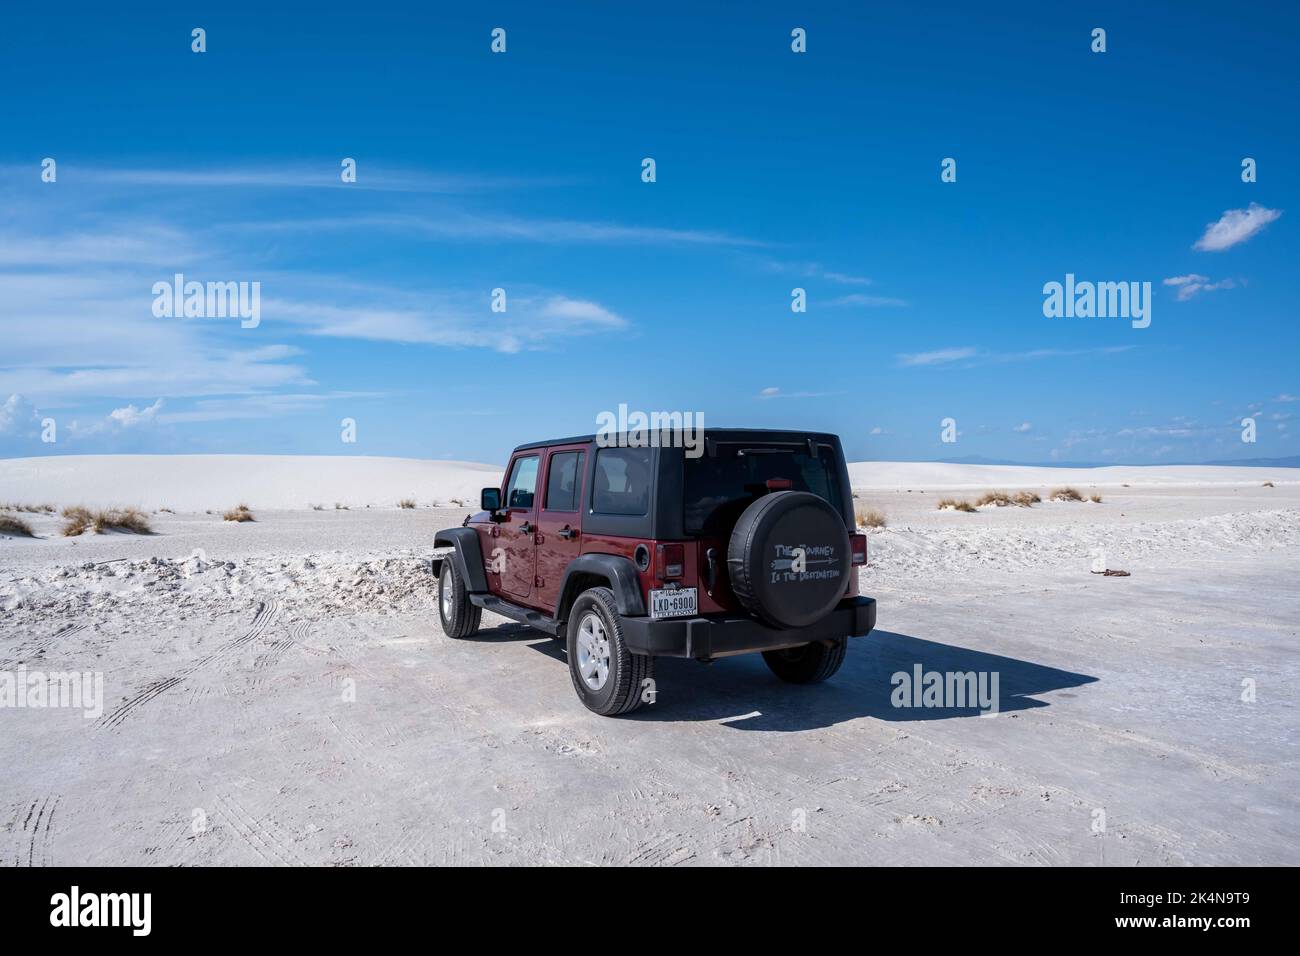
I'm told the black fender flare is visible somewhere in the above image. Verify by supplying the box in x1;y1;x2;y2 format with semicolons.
558;553;647;619
432;527;489;593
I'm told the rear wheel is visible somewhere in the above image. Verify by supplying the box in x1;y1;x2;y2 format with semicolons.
566;586;654;716
438;558;482;638
762;637;848;684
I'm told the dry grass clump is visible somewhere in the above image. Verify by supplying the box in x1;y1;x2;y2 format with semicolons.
937;497;978;513
855;507;887;529
1050;487;1084;502
310;503;325;511
1263;481;1274;488
398;498;416;509
1012;490;1041;506
1;502;55;514
975;490;1013;507
334;502;349;511
61;505;152;536
450;497;466;507
1089;494;1103;503
0;514;36;537
223;504;255;522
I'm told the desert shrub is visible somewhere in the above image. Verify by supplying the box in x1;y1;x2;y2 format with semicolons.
223;504;255;522
855;507;887;529
1011;490;1041;506
1;502;54;514
450;498;465;507
937;497;978;513
1050;487;1084;502
310;503;325;510
61;506;152;536
1263;481;1274;488
976;490;1012;507
0;514;35;537
334;502;348;510
1089;494;1103;503
398;498;416;509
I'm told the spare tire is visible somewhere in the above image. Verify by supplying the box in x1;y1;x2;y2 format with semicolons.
727;491;851;629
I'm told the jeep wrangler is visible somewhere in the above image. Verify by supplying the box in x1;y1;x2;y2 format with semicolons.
432;429;876;715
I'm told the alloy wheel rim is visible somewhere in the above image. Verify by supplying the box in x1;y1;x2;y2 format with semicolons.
576;612;611;691
440;566;453;619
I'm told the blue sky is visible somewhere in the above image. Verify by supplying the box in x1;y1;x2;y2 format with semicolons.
1;1;1296;465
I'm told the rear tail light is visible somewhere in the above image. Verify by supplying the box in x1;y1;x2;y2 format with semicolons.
656;543;685;581
850;533;868;566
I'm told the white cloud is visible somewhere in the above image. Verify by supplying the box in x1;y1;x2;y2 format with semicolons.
1013;422;1032;432
108;399;163;427
1163;274;1235;301
759;387;781;397
1193;203;1282;252
0;394;41;435
538;297;626;328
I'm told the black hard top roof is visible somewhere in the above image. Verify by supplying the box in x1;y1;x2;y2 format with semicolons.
512;428;840;454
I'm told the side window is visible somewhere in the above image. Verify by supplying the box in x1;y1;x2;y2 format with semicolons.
504;456;539;510
544;451;584;512
592;447;652;516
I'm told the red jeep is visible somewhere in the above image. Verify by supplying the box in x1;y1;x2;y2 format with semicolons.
432;429;876;715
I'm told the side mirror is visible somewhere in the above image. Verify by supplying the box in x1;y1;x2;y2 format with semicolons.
480;487;502;512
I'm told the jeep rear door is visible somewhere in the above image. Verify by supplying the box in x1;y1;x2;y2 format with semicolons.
533;444;587;613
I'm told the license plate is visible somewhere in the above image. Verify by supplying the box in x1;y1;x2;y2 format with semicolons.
649;587;698;619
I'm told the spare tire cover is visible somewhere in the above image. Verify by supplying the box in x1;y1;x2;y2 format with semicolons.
727;491;851;629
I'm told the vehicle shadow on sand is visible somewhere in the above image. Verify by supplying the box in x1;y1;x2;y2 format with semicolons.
627;630;1099;731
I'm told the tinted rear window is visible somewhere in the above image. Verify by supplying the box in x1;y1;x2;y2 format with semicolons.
683;444;843;535
593;447;652;515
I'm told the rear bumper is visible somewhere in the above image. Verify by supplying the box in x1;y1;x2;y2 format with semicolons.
621;596;876;660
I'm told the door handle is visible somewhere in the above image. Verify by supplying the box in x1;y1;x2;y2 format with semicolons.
519;521;534;535
558;526;577;540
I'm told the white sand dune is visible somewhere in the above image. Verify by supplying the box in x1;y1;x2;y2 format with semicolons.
1;454;1295;513
0;454;502;512
847;460;1300;489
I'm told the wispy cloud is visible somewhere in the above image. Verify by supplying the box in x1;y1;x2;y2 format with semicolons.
12;163;557;195
1193;202;1282;252
756;386;843;400
897;346;1133;369
233;212;763;248
896;347;979;367
267;287;629;353
1163;274;1236;301
828;293;908;308
762;261;874;285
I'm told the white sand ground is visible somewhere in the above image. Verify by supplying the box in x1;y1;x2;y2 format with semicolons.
1;456;1297;865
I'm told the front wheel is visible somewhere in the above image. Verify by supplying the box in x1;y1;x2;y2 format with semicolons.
438;558;482;638
566;587;655;716
762;637;848;684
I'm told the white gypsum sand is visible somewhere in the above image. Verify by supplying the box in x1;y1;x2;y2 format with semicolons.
1;455;1297;865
